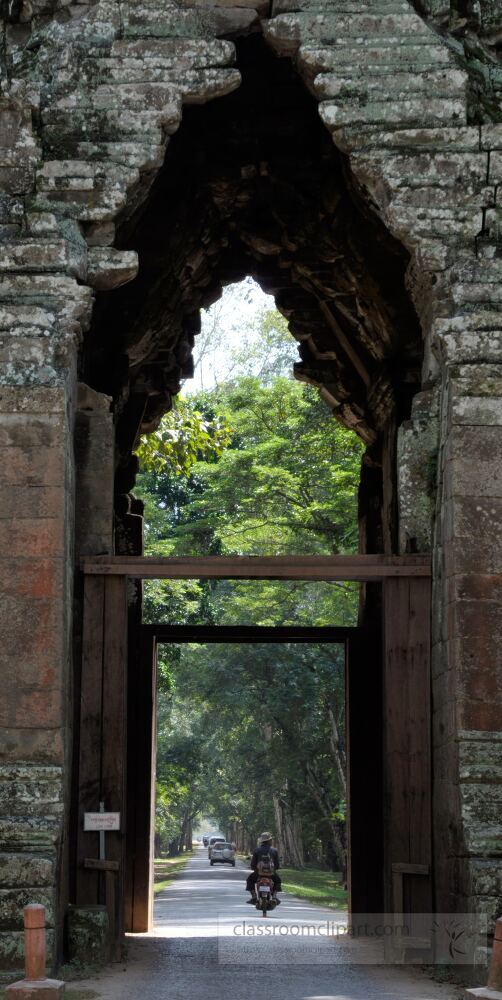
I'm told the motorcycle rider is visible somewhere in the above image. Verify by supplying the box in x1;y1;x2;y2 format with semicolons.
246;831;282;904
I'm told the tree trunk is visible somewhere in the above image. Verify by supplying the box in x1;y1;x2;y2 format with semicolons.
305;762;347;881
168;837;179;856
184;817;193;851
273;795;304;867
326;702;347;796
178;813;189;853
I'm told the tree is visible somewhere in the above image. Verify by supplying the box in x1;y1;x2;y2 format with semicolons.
192;283;297;390
136;375;363;626
156;639;347;870
134;299;363;871
165;376;362;557
136;395;231;478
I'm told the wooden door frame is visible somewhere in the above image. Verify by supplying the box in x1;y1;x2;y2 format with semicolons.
128;623;365;932
77;554;431;945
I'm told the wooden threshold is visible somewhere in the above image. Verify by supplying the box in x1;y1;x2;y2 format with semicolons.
82;554;431;581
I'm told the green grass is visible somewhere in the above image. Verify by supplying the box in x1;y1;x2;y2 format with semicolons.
280;866;348;910
154;850;195;893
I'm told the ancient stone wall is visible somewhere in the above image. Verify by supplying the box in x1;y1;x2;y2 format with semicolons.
0;0;241;973
264;0;502;924
0;0;501;972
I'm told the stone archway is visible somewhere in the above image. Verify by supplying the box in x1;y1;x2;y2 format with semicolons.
0;0;501;974
75;24;430;949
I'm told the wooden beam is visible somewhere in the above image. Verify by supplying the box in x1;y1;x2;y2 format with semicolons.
84;859;120;872
145;625;358;643
318;300;372;387
82;554;431;581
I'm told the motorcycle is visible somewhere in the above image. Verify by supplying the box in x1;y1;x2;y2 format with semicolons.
255;859;278;917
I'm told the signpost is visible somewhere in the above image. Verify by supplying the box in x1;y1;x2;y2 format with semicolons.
84;811;121;833
83;804;121;957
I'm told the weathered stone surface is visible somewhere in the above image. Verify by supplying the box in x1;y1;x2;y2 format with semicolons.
0;817;62;854
86;247;139;290
0;891;54;932
0;856;54;889
0;770;61;973
0;730;64;767
36;160;141;223
397;389;439;552
67;906;109;966
0;930;55;974
0;770;63;818
74;383;114;555
314;66;467;101
0;96;40;199
444;425;502;499
83;221;115;247
320;95;466;128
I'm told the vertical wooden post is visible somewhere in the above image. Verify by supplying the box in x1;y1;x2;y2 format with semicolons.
76;573;128;956
76;575;105;904
383;576;432;919
101;575;128;954
346;630;384;917
125;632;157;933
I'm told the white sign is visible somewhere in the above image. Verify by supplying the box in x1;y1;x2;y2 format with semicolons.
84;812;120;832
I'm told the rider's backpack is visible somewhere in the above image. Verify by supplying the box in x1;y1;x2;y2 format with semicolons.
257;852;274;875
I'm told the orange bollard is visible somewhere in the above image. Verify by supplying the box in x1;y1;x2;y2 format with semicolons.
24;905;46;981
5;903;65;997
488;919;502;992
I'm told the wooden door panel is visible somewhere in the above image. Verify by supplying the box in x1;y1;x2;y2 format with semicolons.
383;577;432;918
76;574;128;954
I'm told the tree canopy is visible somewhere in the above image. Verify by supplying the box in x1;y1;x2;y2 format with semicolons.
134;294;364;871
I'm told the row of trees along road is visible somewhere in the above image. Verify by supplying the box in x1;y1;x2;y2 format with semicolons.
135;292;364;877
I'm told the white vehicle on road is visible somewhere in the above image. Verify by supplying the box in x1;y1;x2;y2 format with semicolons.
207;835;225;858
210;842;236;867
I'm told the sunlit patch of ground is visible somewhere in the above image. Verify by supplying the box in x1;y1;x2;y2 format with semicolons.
154;851;195;893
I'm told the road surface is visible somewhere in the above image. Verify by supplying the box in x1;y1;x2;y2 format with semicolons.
78;846;462;999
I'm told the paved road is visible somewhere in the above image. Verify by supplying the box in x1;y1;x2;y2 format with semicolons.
78;847;461;1000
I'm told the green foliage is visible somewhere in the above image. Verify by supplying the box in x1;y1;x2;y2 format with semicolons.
154;638;347;866
137;376;362;558
135;298;363;868
136;364;363;629
194;290;297;389
224;306;299;383
155;698;209;855
136;396;232;477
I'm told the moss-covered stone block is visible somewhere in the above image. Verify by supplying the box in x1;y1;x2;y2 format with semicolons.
66;907;108;968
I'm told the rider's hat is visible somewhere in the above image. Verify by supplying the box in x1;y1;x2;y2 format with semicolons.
259;831;273;844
